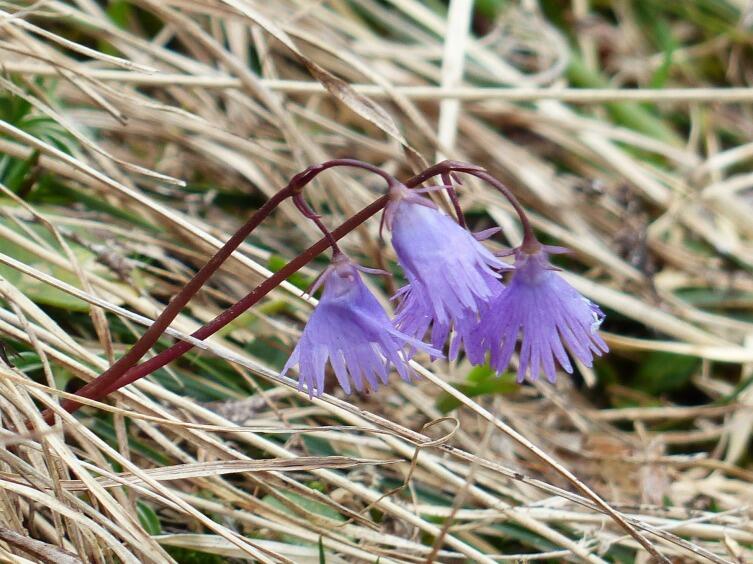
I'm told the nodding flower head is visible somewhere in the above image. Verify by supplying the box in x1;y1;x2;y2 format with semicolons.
281;253;438;397
479;244;608;383
385;183;506;353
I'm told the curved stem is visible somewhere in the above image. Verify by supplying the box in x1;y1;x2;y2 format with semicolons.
288;158;401;193
45;160;464;421
463;169;539;251
50;186;293;417
44;159;404;421
292;194;341;254
93;195;389;400
441;172;466;227
309;214;342;254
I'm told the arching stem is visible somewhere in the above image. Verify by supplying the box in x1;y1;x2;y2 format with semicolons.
43;160;468;421
44;160;405;421
43;186;293;420
462;169;539;252
441;172;466;227
292;194;341;255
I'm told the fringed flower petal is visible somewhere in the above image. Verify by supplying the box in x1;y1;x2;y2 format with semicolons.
480;247;608;383
282;253;437;397
387;184;506;356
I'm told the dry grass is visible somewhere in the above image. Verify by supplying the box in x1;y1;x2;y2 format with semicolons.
0;0;752;562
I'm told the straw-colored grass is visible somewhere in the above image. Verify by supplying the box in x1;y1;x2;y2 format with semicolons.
0;1;752;562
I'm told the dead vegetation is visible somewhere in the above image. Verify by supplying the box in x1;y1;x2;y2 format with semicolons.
0;0;752;562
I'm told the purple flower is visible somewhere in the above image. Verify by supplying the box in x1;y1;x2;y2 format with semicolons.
385;183;506;353
281;253;436;397
480;245;609;383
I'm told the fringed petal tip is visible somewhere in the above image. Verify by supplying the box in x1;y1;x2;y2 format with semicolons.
479;246;608;383
282;254;428;397
388;197;505;358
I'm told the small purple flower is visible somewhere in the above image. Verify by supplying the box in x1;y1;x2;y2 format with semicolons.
281;253;436;397
480;245;609;383
385;183;506;353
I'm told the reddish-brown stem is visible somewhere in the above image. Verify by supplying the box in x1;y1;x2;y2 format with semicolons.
43;160;489;420
441;172;466;228
292;194;341;254
462;169;539;251
43;159;411;421
94;195;390;400
310;214;342;254
46;186;293;417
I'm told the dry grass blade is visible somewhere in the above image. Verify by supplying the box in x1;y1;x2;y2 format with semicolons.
0;526;81;564
45;457;399;490
0;1;752;562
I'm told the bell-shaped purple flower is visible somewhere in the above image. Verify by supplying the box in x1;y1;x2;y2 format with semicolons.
480;245;609;383
385;183;506;353
281;253;436;397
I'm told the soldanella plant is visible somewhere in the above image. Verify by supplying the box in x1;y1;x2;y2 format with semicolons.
50;159;608;421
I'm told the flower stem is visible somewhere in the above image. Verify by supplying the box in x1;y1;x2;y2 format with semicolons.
463;169;539;251
441;172;466;227
45;186;293;419
44;160;465;420
44;159;393;421
92;194;390;401
291;194;342;254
